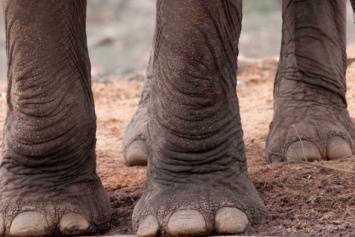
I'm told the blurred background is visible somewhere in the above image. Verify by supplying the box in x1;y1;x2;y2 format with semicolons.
0;0;354;84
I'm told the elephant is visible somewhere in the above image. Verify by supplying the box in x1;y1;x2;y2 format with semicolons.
0;0;354;236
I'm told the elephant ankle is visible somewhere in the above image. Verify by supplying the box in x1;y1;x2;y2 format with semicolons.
274;79;346;118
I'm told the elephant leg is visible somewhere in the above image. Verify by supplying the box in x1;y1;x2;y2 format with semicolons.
266;0;355;162
133;0;265;236
121;60;151;166
122;30;157;166
0;0;111;236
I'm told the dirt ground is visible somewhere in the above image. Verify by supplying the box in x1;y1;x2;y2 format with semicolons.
1;54;355;236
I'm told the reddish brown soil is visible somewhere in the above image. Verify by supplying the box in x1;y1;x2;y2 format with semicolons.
2;56;355;236
97;56;355;236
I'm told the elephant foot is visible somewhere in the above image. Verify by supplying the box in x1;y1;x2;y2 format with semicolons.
9;212;89;237
122;78;150;166
133;162;265;236
266;81;355;162
0;178;111;236
125;140;148;166
131;0;266;234
137;208;248;237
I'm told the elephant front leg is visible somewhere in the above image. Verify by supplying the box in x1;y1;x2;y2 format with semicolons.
266;0;355;162
133;0;266;236
0;0;111;236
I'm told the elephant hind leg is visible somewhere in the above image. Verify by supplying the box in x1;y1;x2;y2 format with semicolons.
122;73;150;166
266;0;355;162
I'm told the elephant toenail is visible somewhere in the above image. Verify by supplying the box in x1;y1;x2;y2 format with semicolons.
326;137;352;160
167;210;206;236
10;211;48;236
215;207;249;234
286;141;321;161
0;214;4;236
137;215;159;237
126;140;148;166
59;212;90;236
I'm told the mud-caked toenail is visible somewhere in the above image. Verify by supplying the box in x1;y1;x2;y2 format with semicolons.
326;137;352;160
137;215;159;237
59;212;90;236
215;207;249;234
126;140;148;166
10;212;48;236
167;210;206;236
286;141;321;161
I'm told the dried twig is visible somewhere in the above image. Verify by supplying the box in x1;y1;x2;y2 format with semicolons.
267;150;355;174
292;124;308;162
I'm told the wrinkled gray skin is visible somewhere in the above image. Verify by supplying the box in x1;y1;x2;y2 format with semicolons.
0;1;111;236
0;0;353;236
125;0;355;236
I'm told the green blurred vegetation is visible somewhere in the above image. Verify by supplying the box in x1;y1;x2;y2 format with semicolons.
243;0;282;14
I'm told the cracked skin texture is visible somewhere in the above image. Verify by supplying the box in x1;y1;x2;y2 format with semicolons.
266;0;355;162
0;0;354;237
0;1;111;236
124;0;355;236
